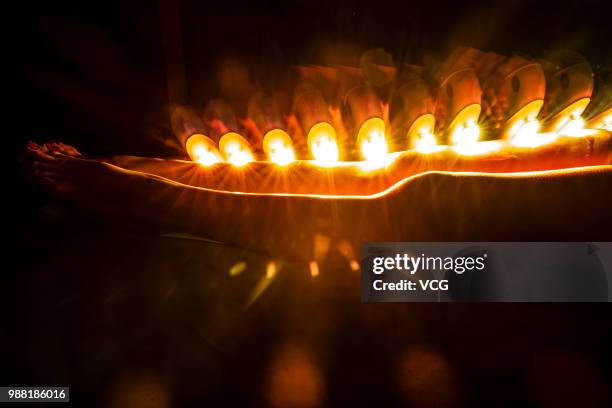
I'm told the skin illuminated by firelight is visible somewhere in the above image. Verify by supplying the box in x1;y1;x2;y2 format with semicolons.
308;122;339;166
185;133;223;166
219;132;254;167
263;129;296;165
357;117;388;162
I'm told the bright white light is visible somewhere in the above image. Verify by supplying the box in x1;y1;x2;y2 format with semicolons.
268;139;295;165
193;145;222;166
509;116;541;147
414;130;444;153
360;129;388;162
224;141;253;167
451;119;480;146
452;140;503;156
557;115;586;136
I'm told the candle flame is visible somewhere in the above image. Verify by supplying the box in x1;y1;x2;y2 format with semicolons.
413;130;442;153
557;115;585;136
185;134;223;166
509;117;543;147
358;117;388;162
451;118;480;146
263;129;296;165
219;132;254;167
602;115;612;131
308;122;339;166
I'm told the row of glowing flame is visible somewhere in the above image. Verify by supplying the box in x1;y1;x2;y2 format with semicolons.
186;105;612;169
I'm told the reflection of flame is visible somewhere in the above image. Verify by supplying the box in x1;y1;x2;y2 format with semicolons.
219;132;254;167
450;118;480;146
308;122;339;166
263;129;295;165
358;117;388;162
185;134;222;166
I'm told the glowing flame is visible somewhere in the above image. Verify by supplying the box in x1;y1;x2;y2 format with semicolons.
308;122;339;166
219;132;254;167
450;118;480;146
601;113;612;131
185;134;222;166
358;117;388;162
509;117;543;147
549;98;590;137
413;130;441;153
408;114;443;153
556;115;585;136
263;129;295;165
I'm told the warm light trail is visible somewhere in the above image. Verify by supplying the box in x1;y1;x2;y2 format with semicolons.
308;122;339;166
185;133;223;166
263;129;296;165
219;132;255;167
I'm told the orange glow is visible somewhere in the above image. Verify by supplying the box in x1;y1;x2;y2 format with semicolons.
219;132;254;167
309;261;320;277
408;114;443;153
586;108;612;132
451;118;480;146
266;262;277;279
308;122;339;166
597;113;612;132
349;260;360;271
557;115;586;136
185;134;222;166
414;131;442;153
508;118;542;146
503;99;544;147
357;117;388;162
448;103;481;147
600;113;612;131
548;98;590;135
263;129;296;165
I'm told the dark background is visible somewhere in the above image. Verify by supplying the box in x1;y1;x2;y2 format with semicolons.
5;0;612;406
